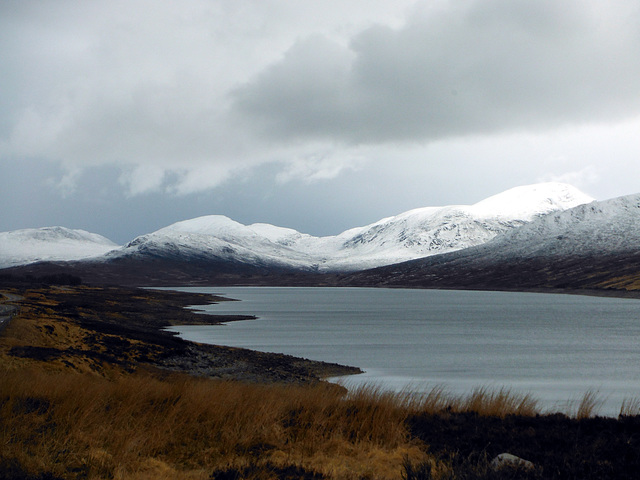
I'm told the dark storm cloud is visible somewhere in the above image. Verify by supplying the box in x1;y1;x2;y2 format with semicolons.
233;0;640;143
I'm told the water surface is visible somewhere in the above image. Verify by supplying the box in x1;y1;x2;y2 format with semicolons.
165;287;640;416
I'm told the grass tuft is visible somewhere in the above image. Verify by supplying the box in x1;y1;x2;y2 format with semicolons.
573;390;604;419
458;386;539;417
620;397;640;417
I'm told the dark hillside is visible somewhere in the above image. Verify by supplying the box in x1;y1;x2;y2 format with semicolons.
339;247;640;297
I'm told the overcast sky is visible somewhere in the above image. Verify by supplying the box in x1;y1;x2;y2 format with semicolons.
2;0;640;244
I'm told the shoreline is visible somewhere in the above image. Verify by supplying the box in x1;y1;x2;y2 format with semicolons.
0;284;362;384
151;281;640;300
3;280;639;409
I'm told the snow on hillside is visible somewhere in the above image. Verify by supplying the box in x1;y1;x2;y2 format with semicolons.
1;183;596;273
114;229;317;271
308;182;594;270
0;227;119;268
480;192;640;260
469;182;593;219
108;182;594;272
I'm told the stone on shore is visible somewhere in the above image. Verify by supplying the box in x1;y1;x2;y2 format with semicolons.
490;452;534;470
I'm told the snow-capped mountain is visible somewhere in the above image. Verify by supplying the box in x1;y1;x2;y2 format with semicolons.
107;182;593;272
342;191;640;291
318;182;593;269
0;227;119;268
480;193;640;260
115;227;315;271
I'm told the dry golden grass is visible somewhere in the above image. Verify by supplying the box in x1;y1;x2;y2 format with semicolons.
5;368;640;479
455;386;539;417
595;274;640;291
372;384;539;418
576;390;603;419
0;360;575;480
620;397;640;417
0;308;111;375
0;367;438;480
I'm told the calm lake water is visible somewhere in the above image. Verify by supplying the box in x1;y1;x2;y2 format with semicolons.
165;286;640;416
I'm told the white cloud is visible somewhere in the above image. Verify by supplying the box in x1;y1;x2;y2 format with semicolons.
46;167;81;198
0;0;417;195
538;166;601;191
119;165;168;196
275;147;367;184
170;165;235;196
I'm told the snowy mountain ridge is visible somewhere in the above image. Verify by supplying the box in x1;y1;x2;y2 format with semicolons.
341;190;640;292
108;182;593;272
477;192;640;260
0;182;595;272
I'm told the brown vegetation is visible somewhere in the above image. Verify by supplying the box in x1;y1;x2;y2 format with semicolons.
0;368;433;479
4;368;640;480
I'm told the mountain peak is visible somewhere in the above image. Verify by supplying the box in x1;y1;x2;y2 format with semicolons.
158;215;245;235
470;182;594;220
104;182;596;272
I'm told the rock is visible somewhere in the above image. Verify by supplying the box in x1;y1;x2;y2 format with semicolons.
490;453;534;470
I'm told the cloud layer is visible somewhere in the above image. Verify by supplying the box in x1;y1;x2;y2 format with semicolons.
2;0;640;198
234;0;640;143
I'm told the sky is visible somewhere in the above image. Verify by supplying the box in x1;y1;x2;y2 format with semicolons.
1;0;640;244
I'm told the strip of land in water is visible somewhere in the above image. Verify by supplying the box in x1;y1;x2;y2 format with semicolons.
0;282;361;383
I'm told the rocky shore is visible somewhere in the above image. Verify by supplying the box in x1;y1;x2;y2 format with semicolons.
0;282;361;383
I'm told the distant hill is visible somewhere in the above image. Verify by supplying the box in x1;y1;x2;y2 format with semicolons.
102;182;591;273
0;227;118;269
340;193;640;295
